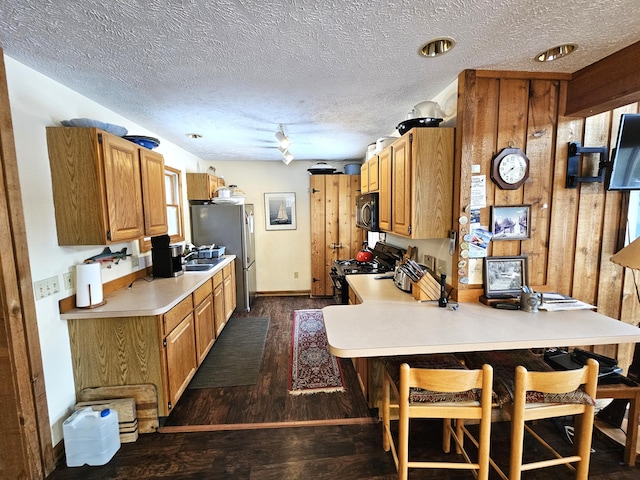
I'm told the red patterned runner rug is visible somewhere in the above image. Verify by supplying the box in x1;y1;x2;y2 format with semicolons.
289;309;345;395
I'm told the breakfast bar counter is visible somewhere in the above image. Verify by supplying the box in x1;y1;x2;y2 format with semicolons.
323;274;640;358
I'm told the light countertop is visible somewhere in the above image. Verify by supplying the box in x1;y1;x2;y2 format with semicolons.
323;274;640;358
60;255;236;319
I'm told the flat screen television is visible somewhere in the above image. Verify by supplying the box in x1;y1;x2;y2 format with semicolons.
607;113;640;190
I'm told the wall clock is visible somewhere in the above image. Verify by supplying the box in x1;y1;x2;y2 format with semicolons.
490;147;530;190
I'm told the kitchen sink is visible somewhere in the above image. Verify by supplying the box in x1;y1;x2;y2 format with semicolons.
184;257;225;271
184;263;215;272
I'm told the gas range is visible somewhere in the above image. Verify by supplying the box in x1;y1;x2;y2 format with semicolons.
330;242;405;304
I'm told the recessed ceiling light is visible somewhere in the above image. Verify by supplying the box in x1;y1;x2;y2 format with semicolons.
419;38;455;58
186;133;202;139
535;44;577;62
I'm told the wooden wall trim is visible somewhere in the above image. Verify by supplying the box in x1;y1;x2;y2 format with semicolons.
0;49;54;477
564;41;640;117
474;69;572;81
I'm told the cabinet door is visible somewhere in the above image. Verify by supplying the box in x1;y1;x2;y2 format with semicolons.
101;133;146;242
360;161;369;193
213;283;225;337
378;147;392;232
338;175;364;260
140;148;168;237
223;268;235;321
391;134;412;236
367;156;379;192
194;293;215;365
164;313;197;411
310;175;333;296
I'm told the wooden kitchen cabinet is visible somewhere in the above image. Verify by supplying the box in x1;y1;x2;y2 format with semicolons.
65;259;238;416
223;262;236;321
164;313;197;411
193;280;215;365
310;174;365;297
367;156;379;192
390;128;454;238
46;127;168;245
360;161;369;193
213;271;225;337
378;147;392;231
186;172;225;200
140;148;169;237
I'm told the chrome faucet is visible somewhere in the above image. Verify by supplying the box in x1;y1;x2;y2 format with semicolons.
182;251;199;263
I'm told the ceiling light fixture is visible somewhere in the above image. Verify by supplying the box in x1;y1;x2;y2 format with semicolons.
275;124;291;150
282;150;294;165
419;38;455;58
535;44;577;62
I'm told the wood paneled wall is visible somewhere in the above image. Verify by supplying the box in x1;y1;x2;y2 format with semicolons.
453;69;639;368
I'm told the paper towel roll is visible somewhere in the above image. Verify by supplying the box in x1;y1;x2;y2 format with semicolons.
76;263;104;308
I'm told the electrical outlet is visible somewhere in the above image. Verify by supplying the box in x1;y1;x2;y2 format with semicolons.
436;259;447;275
63;272;73;290
293;272;299;279
131;255;140;269
423;255;436;272
33;275;60;300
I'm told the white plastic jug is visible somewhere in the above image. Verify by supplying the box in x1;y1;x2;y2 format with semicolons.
63;407;120;467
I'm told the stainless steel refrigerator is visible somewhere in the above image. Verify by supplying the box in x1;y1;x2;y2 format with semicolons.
190;202;256;312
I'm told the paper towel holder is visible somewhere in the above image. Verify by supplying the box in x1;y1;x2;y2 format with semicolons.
76;263;107;309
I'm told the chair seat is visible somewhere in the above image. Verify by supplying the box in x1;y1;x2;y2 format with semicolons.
461;349;595;407
384;353;481;403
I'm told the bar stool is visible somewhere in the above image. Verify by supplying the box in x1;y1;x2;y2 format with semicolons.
382;355;494;480
500;358;599;480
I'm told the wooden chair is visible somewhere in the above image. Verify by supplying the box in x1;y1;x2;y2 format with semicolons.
499;358;599;480
382;358;494;480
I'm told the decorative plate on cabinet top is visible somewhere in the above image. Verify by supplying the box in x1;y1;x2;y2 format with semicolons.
60;118;128;137
123;135;161;149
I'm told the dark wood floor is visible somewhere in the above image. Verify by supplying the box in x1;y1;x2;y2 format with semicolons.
46;296;640;479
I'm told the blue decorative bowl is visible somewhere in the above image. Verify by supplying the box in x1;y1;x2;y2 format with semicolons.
123;136;160;149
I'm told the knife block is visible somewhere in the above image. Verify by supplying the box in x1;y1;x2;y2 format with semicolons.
411;272;441;301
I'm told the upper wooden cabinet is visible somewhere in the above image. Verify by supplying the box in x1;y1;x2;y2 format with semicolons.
46;127;168;245
390;128;454;238
367;156;379;192
360;161;369;193
140;148;169;237
378;147;392;232
186;172;225;200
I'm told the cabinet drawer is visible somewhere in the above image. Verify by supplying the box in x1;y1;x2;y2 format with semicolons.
164;296;193;336
213;271;223;289
193;279;213;305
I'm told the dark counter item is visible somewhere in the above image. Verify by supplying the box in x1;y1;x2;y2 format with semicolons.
396;117;443;135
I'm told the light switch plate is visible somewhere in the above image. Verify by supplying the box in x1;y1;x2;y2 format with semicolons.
34;275;60;300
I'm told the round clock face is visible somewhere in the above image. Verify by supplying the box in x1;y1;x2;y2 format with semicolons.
491;148;530;190
498;153;528;184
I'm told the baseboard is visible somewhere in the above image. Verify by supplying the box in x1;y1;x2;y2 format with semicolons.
257;290;310;297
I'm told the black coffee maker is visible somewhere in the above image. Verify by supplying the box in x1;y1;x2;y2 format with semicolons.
151;235;184;277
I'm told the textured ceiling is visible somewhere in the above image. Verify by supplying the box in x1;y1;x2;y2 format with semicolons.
0;0;638;162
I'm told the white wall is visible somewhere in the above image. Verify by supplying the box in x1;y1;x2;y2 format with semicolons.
206;160;359;292
5;55;204;444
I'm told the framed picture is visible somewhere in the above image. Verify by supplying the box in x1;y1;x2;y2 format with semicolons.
491;205;531;240
265;192;296;230
483;255;528;298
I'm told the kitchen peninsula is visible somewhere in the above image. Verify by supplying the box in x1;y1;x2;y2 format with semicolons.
61;255;236;418
323;274;640;358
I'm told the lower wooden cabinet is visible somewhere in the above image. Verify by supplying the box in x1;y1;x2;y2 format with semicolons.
223;263;236;321
213;271;226;337
164;313;197;410
66;262;236;417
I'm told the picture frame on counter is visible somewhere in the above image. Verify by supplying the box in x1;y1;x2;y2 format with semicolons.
491;204;531;240
483;255;528;298
265;192;296;230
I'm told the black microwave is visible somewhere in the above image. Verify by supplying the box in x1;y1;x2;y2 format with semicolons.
355;192;379;231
